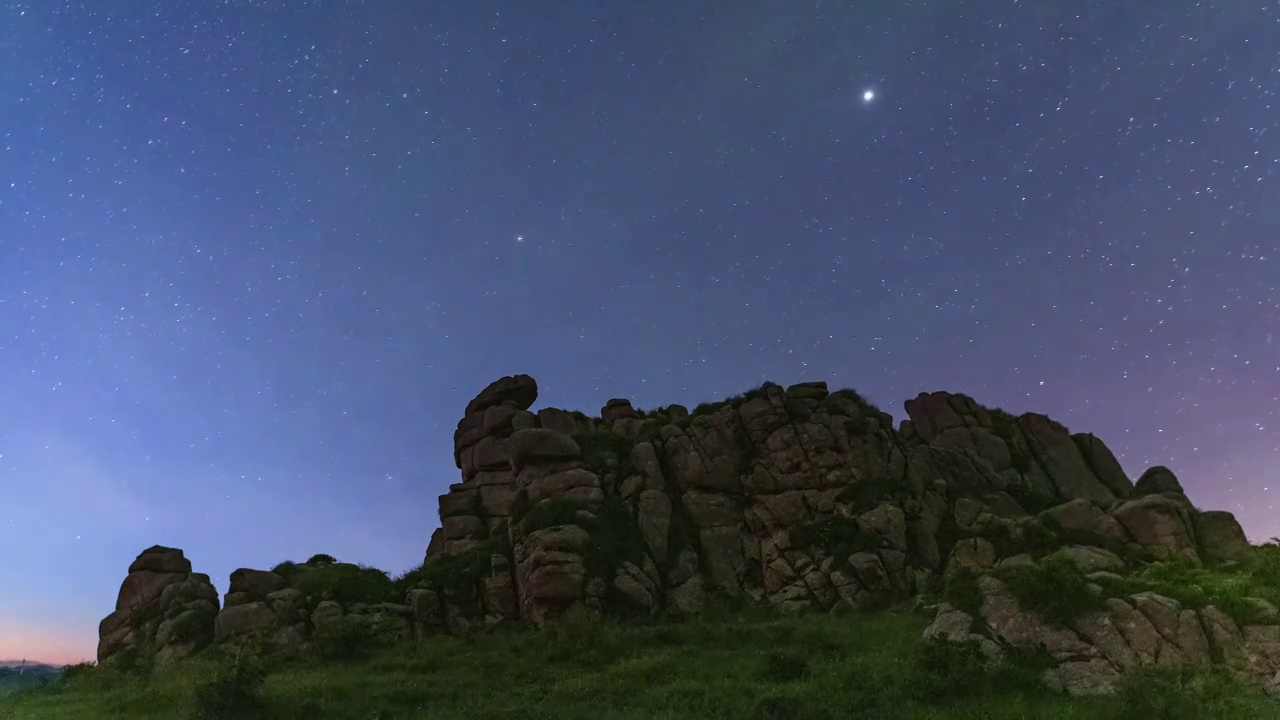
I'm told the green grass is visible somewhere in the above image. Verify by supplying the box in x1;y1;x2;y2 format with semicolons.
942;569;984;616
1092;552;1280;626
9;610;1278;720
994;555;1104;626
790;516;887;559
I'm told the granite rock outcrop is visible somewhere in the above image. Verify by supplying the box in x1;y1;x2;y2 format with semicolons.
97;546;220;667
97;373;1270;698
408;375;1269;694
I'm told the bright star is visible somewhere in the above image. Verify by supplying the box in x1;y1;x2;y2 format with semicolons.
863;90;875;102
516;234;524;242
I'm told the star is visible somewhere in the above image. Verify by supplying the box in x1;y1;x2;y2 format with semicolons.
863;90;875;103
515;234;525;242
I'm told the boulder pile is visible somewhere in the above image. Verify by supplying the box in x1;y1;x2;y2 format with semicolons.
97;373;1274;697
97;546;219;667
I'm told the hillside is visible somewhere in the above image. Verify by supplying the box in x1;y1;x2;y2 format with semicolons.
7;374;1280;717
7;608;1280;719
0;663;63;694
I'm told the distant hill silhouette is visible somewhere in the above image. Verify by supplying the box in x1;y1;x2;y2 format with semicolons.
0;662;64;693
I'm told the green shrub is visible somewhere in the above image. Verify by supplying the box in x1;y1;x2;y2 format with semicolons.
635;419;664;444
784;398;814;423
791;516;885;560
829;387;879;411
190;653;267;720
666;494;701;562
389;563;426;601
572;430;636;475
751;696;832;720
995;556;1101;625
537;615;628;669
304;554;337;567
419;544;495;598
270;560;301;579
312;616;380;662
758;650;810;682
691;401;730;417
988;520;1061;559
1088;559;1280;627
915;639;993;701
514;495;645;581
913;637;1052;704
57;662;97;686
1248;540;1280;588
586;496;648;578
942;569;984;616
107;635;156;677
1107;664;1242;720
834;479;901;512
292;563;396;605
516;497;591;535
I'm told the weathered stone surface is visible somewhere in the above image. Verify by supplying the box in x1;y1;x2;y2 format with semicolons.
465;374;538;415
602;398;640;425
1197;510;1253;564
510;429;581;472
1134;466;1184;496
98;547;219;667
1071;433;1133;499
1017;414;1116;506
1047;545;1126;574
1112;494;1200;564
214;601;278;641
227;568;288;598
637;489;672;561
1040;499;1133;548
946;538;996;577
405;373;1275;698
128;545;193;575
538;407;583;435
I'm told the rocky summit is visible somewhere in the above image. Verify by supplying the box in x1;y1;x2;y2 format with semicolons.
98;374;1279;699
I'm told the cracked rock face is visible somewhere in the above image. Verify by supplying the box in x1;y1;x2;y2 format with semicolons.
98;546;219;667
405;374;1262;696
923;559;1280;697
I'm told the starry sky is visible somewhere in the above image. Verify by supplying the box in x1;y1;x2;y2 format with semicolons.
2;1;1277;664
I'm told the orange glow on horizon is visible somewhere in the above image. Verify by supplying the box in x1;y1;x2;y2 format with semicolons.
0;624;95;666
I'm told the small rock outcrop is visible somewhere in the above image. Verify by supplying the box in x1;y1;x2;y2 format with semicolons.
97;546;219;666
210;561;412;654
99;552;415;664
924;560;1280;696
214;568;307;650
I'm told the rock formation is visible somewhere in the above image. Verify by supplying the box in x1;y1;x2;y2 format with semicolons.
410;375;1274;695
97;546;220;667
97;373;1273;698
98;553;414;662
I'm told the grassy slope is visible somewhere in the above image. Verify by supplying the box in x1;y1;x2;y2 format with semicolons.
5;608;1278;720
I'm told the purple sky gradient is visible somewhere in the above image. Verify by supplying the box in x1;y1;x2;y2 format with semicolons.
1;1;1277;664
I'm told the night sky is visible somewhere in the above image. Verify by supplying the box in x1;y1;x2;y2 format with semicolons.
2;1;1277;664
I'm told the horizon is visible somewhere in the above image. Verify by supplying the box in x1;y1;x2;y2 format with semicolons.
6;380;1277;665
3;2;1276;666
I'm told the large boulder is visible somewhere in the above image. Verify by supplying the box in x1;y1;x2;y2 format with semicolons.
98;546;219;667
213;568;308;651
1197;510;1253;564
465;374;538;415
1111;494;1200;564
1133;466;1184;496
